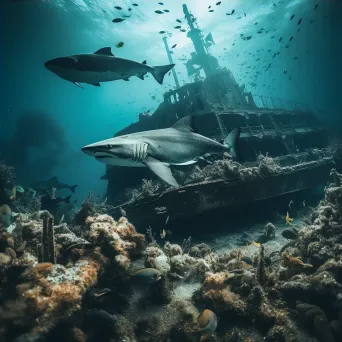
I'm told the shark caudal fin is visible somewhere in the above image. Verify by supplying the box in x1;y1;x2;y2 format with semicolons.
151;64;175;85
223;127;241;161
69;185;78;193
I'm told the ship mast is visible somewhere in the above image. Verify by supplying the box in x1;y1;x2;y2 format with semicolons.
182;3;217;77
162;36;180;89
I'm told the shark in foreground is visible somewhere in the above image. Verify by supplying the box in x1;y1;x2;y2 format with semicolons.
82;116;241;187
45;47;175;87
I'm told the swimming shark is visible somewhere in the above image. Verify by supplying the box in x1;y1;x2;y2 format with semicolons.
44;47;175;87
31;176;78;193
82;116;241;187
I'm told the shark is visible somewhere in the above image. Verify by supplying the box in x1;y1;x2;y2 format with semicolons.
31;176;78;193
44;47;175;87
82;116;241;187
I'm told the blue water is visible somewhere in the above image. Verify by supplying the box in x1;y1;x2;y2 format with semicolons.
1;0;341;201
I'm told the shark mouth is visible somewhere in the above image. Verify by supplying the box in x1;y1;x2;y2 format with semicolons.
95;155;112;159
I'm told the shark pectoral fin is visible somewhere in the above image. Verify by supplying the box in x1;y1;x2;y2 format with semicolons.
144;157;179;187
123;78;130;81
91;82;100;86
73;82;83;88
94;47;114;56
137;73;145;80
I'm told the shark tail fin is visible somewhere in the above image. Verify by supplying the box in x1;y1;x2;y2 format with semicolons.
151;64;175;85
223;127;241;161
70;185;78;193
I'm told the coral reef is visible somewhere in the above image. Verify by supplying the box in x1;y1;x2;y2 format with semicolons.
1;167;342;342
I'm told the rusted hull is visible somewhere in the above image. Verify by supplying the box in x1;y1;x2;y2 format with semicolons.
111;159;335;229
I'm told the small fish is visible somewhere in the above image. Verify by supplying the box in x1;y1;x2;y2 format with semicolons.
0;204;11;228
252;241;261;247
180;29;186;32
163;9;170;13
279;37;282;42
285;211;293;224
209;10;214;12
176;19;182;23
216;1;221;5
112;18;125;23
115;41;124;48
231;9;235;15
197;309;218;341
165;215;170;225
130;268;162;284
171;44;177;49
290;36;293;41
158;2;164;5
114;6;122;10
208;6;211;9
155;10;164;14
297;18;302;25
174;26;181;29
160;229;167;239
290;14;294;20
132;3;138;6
314;4;318;10
159;30;166;34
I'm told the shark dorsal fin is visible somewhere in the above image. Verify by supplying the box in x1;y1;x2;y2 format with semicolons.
94;47;114;56
142;60;147;65
171;116;196;133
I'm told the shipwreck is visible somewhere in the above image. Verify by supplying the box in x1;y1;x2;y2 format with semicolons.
105;4;341;229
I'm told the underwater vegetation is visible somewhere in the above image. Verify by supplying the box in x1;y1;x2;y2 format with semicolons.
0;163;342;341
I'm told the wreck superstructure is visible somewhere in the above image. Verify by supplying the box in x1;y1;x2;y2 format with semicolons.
105;4;339;228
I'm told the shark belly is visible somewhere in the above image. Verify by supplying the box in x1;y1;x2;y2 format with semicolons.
63;69;126;83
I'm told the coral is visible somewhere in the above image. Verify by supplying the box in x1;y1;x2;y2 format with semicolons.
296;302;335;342
114;316;137;342
40;212;56;264
0;250;107;340
164;242;183;258
199;272;247;314
257;245;268;285
189;243;212;258
86;214;145;265
264;222;276;240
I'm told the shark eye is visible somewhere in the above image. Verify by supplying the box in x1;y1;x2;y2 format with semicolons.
107;144;113;149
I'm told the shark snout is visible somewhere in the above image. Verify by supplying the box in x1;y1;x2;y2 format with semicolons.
81;146;95;156
82;144;113;157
